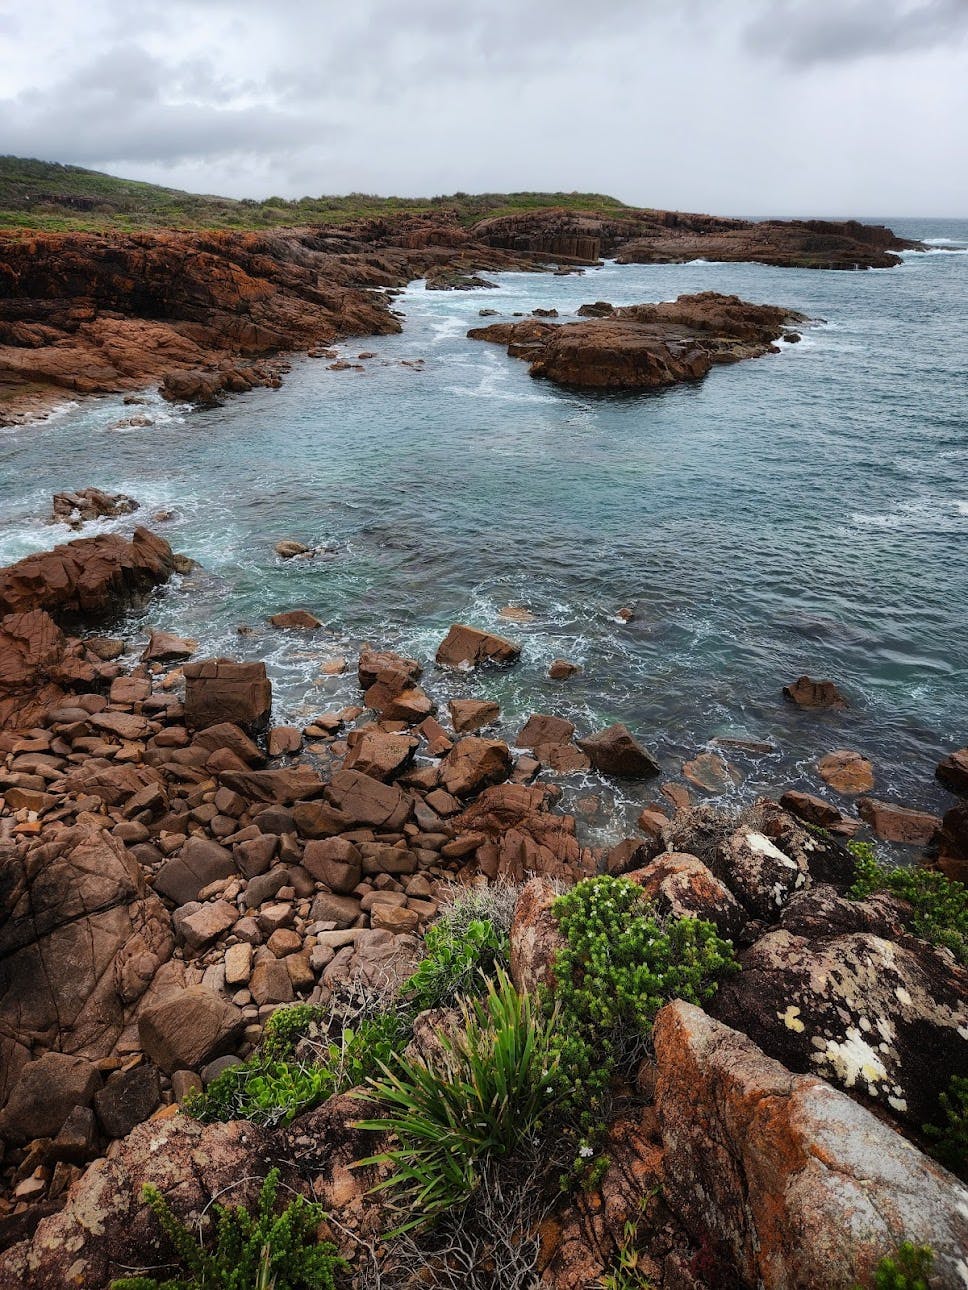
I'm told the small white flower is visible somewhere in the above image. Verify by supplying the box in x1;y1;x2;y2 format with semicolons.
578;1146;594;1159
545;1086;554;1095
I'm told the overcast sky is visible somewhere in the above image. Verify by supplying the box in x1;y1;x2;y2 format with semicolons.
1;0;966;216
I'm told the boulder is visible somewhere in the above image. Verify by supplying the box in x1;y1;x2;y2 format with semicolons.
440;737;513;798
577;723;659;778
192;721;266;766
93;1064;161;1138
0;608;103;729
269;609;322;629
325;769;412;830
548;658;580;679
138;986;244;1074
0;825;173;1109
782;674;849;710
627;852;747;939
515;712;576;748
713;928;968;1131
817;749;874;794
0;526;175;623
936;746;968;797
343;727;417;782
449;698;500;733
435;623;521;668
142;628;197;662
154;836;236;905
715;824;809;920
456;783;595;883
0;1052;101;1144
779;790;860;837
357;648;422;690
682;751;740;793
0;1116;276;1288
183;659;271;733
50;487;138;528
302;837;363;893
856;797;941;846
655;1001;968;1290
217;766;326;804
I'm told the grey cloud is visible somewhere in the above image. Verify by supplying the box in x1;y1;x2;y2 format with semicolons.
744;0;968;66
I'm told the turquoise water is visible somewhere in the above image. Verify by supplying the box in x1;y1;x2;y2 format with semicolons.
1;217;966;842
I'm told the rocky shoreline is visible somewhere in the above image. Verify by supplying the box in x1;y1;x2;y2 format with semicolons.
0;519;966;1287
0;208;921;426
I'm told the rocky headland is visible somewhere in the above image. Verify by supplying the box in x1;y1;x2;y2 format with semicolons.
0;207;920;425
0;523;965;1288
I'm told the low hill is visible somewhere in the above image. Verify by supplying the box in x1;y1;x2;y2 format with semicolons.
0;156;629;232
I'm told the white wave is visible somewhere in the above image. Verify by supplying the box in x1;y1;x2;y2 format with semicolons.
850;496;968;534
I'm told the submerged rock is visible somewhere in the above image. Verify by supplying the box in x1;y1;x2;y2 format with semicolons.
577;723;660;778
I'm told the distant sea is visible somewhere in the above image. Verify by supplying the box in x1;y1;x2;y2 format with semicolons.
2;215;965;845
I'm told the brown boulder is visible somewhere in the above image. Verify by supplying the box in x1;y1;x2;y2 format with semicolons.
655;1001;968;1290
154;836;236;905
302;837;362;893
138;985;244;1074
515;712;575;748
856;797;941;846
577;723;659;778
183;658;271;733
682;751;741;793
779;790;860;837
449;698;500;733
0;1052;101;1144
936;747;968;797
325;768;412;830
0;608;102;729
50;487;138;528
344;727;417;782
0;526;175;622
440;737;513;797
548;658;580;679
357;648;422;690
456;782;594;883
0;825;173;1108
269;609;322;629
435;623;521;668
509;876;564;994
782;674;849;710
217;766;325;804
817;749;874;794
627;852;747;938
142;628;197;662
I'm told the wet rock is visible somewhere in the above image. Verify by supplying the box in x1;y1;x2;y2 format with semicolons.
274;539;310;559
358;648;422;690
817;748;874;794
856;797;941;846
269;609;322;629
548;657;580;679
936;747;968;798
782;674;849;710
577;723;659;778
682;751;741;793
0;526;175;623
267;725;302;757
627;852;747;939
779;790;860;837
712;928;968;1131
0;1052;101;1144
138;986;244;1074
183;659;271;733
50;487;139;528
655;1001;968;1290
515;712;575;748
449;698;500;733
142;628;197;662
435;623;521;668
440;737;513;797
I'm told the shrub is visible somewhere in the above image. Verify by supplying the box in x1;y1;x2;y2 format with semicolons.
403;916;509;1012
547;876;739;1118
110;1167;345;1289
354;969;560;1232
923;1073;968;1179
863;1242;934;1290
848;843;968;964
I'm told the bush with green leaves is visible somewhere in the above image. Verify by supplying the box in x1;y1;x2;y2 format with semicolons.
403;916;509;1012
546;875;739;1120
848;842;968;964
355;969;560;1233
110;1167;345;1289
859;1241;934;1290
923;1073;968;1180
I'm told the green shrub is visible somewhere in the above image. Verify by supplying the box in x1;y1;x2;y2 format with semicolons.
547;876;739;1118
848;843;968;964
924;1073;968;1179
354;969;560;1233
861;1242;934;1290
403;916;509;1011
260;1004;325;1062
110;1167;345;1289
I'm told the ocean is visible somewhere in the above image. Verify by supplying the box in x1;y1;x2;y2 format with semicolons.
2;216;966;845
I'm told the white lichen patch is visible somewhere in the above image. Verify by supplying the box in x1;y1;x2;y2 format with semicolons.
811;1026;890;1092
746;831;796;866
895;985;912;1007
780;1005;806;1032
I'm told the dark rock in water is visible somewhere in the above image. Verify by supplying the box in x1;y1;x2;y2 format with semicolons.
548;657;580;679
269;609;322;630
50;487;138;529
783;674;849;710
425;268;498;290
936;746;968;797
577;300;614;317
654;1002;968;1290
783;331;802;342
578;723;659;778
532;307;558;317
274;538;310;559
779;789;859;837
